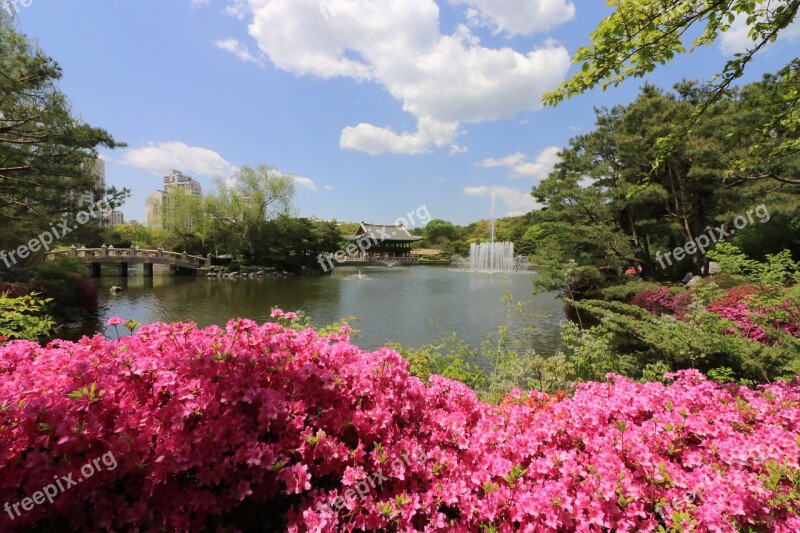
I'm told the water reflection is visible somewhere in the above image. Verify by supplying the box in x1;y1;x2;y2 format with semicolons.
73;265;566;354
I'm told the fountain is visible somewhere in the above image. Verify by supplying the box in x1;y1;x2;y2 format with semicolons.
347;269;369;280
452;194;530;273
453;242;530;272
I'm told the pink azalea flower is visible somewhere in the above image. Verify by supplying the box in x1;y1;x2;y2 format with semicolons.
1;318;799;530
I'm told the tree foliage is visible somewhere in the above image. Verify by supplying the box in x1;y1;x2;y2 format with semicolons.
154;188;207;252
532;81;800;286
205;164;295;261
544;0;800;185
0;14;127;252
422;218;457;246
0;290;54;342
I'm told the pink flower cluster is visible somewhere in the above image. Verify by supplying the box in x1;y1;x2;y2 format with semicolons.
2;317;800;531
629;286;693;319
709;286;800;344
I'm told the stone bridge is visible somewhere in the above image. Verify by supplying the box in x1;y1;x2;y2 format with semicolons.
45;245;209;277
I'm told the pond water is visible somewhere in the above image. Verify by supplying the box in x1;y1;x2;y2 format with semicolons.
78;265;568;354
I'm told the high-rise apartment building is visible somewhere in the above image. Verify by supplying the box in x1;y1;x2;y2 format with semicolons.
109;210;124;226
146;171;203;228
77;158;106;208
146;190;165;228
163;170;202;197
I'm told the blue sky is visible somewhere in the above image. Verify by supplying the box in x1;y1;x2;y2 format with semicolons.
11;0;799;226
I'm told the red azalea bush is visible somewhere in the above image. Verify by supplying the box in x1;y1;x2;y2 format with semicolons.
709;286;799;344
629;286;692;318
0;282;28;299
2;318;800;531
30;271;98;315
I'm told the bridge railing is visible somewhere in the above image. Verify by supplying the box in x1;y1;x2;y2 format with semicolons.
45;246;208;267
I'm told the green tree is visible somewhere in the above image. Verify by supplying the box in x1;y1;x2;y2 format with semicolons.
206;164;296;261
544;0;800;185
423;219;457;246
515;225;545;257
533;82;795;284
158;188;207;253
0;14;126;253
106;223;155;249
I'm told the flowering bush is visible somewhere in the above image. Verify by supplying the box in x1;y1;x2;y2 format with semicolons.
30;259;99;316
629;286;692;318
710;286;800;344
0;282;28;299
2;318;800;531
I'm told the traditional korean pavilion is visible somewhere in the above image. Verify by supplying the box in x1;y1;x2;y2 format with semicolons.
344;222;422;261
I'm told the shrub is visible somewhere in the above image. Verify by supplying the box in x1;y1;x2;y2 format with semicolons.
0;282;27;299
599;280;661;302
670;290;693;320
0;291;54;342
628;286;694;319
1;318;800;531
709;285;800;345
629;286;677;315
30;260;98;315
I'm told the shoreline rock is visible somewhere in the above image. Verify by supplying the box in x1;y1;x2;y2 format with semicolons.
203;265;321;279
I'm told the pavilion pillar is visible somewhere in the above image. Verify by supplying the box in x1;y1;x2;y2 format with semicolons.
143;263;154;277
116;263;128;277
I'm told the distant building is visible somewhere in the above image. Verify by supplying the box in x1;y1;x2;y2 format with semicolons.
163;170;202;197
344;222;422;260
146;190;165;228
109;210;124;226
76;158;106;208
146;171;203;229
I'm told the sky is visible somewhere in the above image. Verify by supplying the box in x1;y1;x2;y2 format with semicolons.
9;0;800;226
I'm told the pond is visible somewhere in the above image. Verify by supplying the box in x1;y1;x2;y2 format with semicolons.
76;265;568;354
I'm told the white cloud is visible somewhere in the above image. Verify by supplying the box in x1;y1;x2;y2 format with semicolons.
451;0;575;36
190;0;211;8
224;0;248;19
340;116;460;155
213;38;265;65
293;176;318;190
464;185;539;216
720;10;800;54
720;16;751;55
121;142;239;178
480;152;527;169
383;31;569;124
478;146;560;180
323;184;334;191
228;0;570;155
448;144;469;156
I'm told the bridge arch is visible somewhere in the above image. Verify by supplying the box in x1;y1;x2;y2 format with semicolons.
45;245;209;277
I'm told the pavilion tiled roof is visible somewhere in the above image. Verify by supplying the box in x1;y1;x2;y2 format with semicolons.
344;223;423;243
